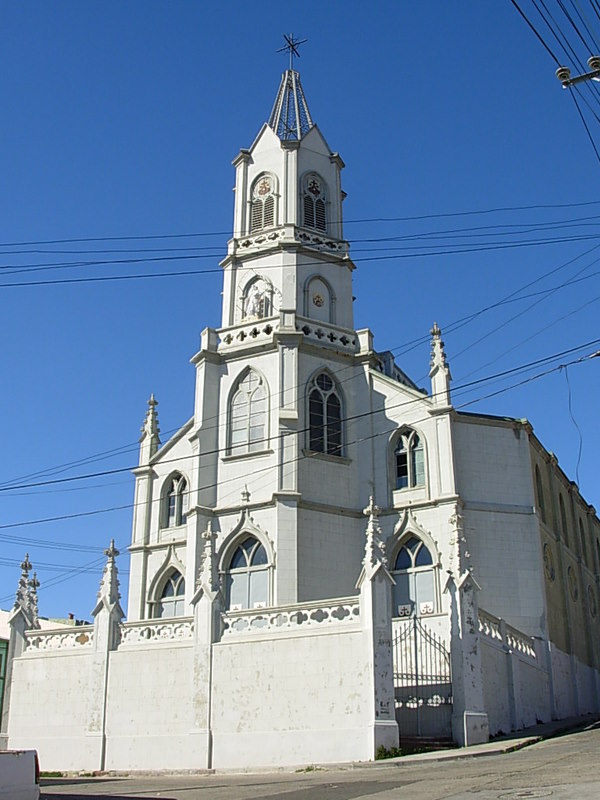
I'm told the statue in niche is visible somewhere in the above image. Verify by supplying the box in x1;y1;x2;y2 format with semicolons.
244;281;266;319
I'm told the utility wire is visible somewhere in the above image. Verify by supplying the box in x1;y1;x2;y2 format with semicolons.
511;0;563;63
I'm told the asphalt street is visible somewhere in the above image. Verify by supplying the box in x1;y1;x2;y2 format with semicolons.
40;724;600;800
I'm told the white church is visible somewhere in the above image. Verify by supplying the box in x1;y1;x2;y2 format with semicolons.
1;64;599;772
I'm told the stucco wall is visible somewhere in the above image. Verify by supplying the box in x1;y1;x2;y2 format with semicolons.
211;626;372;767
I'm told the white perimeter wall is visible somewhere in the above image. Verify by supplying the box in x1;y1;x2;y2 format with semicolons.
211;626;372;768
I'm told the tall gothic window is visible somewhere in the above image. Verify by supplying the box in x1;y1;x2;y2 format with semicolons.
226;536;269;610
229;371;268;455
308;372;342;456
156;570;185;618
303;174;327;232
163;474;188;528
579;519;588;566
535;465;546;523
559;494;569;546
250;175;275;232
394;429;425;490
392;536;436;616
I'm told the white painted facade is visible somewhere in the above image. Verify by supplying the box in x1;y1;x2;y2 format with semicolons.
2;67;600;771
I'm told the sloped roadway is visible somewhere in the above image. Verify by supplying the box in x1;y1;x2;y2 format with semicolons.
40;723;600;800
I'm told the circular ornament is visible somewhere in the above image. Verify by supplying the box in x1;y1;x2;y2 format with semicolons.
567;566;579;601
256;177;271;196
308;177;321;196
588;585;598;618
543;543;555;582
312;293;325;308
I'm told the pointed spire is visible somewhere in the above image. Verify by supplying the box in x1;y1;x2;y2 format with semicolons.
96;539;121;609
268;69;314;140
198;520;220;596
14;553;32;612
362;497;388;573
29;571;40;628
429;322;452;408
139;393;160;464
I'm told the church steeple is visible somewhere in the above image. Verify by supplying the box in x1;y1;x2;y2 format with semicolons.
268;69;313;141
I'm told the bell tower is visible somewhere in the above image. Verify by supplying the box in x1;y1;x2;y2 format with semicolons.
220;55;354;333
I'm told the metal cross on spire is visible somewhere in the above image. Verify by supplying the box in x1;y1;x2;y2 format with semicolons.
277;33;307;71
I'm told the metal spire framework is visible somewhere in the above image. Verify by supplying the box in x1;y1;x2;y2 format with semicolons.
268;34;313;140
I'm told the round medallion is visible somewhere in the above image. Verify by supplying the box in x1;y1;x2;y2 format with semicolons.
588;585;598;618
543;543;555;582
308;177;321;196
256;177;271;196
567;566;579;602
312;293;325;307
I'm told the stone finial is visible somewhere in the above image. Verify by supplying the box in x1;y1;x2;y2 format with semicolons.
362;496;388;572
429;322;452;407
139;394;160;463
14;553;32;612
96;539;121;608
241;485;251;505
198;520;220;596
28;571;41;628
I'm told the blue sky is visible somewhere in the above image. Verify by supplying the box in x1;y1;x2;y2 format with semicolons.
2;1;600;620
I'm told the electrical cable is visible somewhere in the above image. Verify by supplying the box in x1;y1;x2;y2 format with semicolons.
511;0;563;64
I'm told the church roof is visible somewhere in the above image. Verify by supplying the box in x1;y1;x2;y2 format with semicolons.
268;69;314;141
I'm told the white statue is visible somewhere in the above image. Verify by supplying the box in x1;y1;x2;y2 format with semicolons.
245;283;264;318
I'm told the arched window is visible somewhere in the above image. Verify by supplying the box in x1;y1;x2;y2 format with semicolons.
250;175;275;232
391;536;436;616
163;474;188;528
559;494;569;546
394;429;425;490
308;372;342;456
156;570;185;618
579;519;588;566
229;371;268;455
226;536;269;610
535;465;546;523
302;174;327;232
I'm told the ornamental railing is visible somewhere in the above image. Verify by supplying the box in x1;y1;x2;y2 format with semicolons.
295;316;359;354
24;625;94;652
119;617;194;646
478;608;537;660
221;596;360;637
217;317;278;350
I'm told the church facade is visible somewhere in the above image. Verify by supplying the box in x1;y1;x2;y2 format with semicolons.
2;67;600;771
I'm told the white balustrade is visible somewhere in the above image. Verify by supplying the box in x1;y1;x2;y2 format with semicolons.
24;626;94;652
222;597;360;637
119;618;194;645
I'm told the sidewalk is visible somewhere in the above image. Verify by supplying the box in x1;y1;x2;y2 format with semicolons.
368;713;600;767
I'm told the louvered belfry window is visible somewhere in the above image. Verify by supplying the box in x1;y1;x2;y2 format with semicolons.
303;175;327;232
250;175;275;232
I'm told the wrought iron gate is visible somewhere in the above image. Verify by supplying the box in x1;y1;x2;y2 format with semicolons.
393;617;452;738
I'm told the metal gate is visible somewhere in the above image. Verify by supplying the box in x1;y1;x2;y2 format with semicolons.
393;617;452;738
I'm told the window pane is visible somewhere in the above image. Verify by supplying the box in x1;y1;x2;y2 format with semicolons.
309;390;324;451
249;569;268;608
173;597;186;616
228;572;249;609
394;546;412;571
316;373;333;391
393;573;411;610
326;393;342;455
415;570;434;605
412;440;425;486
415;544;433;567
230;546;247;570
396;450;408;489
251;543;268;566
174;575;185;596
162;579;175;598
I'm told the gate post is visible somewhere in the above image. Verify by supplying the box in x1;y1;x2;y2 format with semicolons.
447;570;489;746
356;498;399;756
